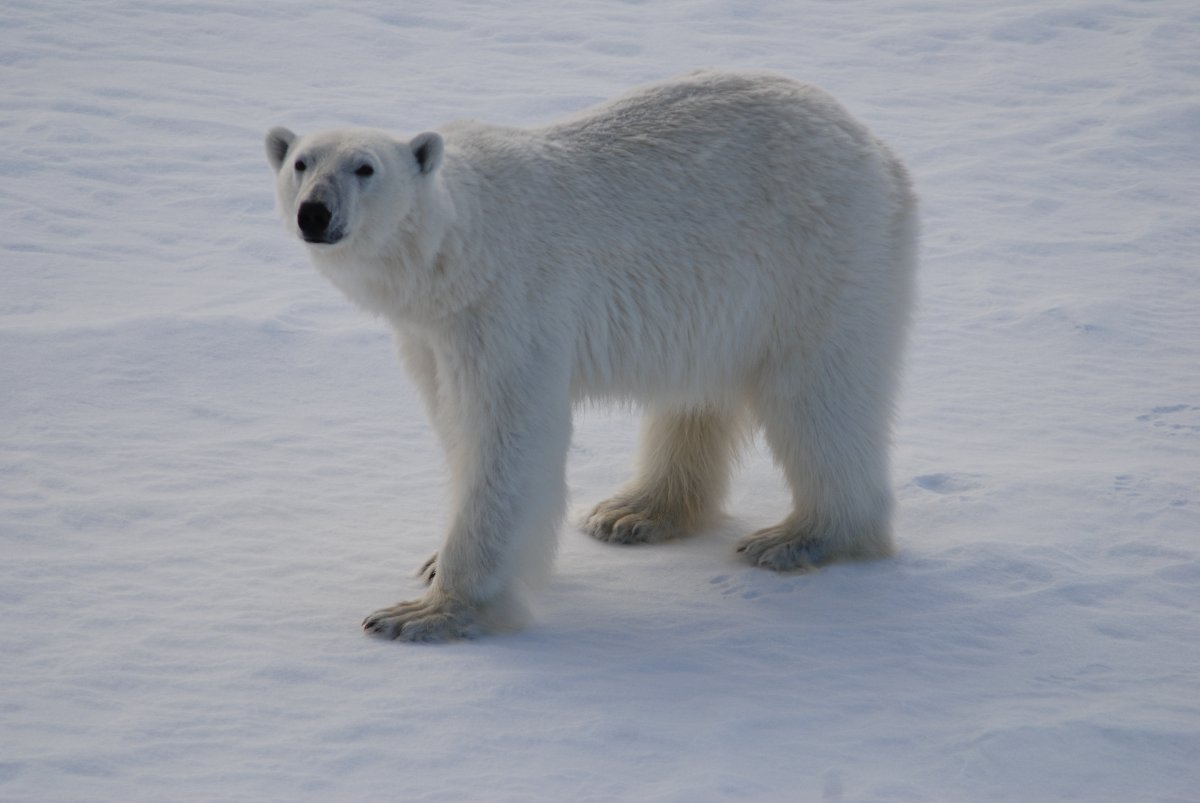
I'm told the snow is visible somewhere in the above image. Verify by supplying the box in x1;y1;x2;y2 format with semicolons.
2;0;1198;800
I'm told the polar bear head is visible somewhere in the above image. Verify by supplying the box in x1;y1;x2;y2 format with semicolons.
265;126;444;255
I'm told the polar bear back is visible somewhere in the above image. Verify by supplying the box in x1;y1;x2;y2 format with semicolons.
430;71;915;405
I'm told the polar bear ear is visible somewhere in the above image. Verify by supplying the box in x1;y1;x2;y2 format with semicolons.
265;127;297;173
409;132;444;175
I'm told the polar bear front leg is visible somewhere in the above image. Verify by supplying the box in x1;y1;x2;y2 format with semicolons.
363;342;571;642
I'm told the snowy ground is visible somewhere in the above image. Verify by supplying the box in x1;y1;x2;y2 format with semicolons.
3;1;1199;800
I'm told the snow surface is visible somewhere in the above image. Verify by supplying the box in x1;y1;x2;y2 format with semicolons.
2;0;1198;800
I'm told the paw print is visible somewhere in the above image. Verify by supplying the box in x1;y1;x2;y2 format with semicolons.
1136;405;1199;434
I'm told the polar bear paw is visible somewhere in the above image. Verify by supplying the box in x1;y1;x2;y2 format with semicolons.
584;495;682;544
735;523;830;571
362;590;480;642
416;552;438;584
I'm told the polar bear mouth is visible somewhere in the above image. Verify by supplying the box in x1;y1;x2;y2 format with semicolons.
303;231;345;246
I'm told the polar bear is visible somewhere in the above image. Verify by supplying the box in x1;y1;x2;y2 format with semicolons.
266;71;917;641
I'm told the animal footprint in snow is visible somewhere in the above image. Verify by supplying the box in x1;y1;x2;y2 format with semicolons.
912;473;981;494
1136;405;1199;433
709;572;801;600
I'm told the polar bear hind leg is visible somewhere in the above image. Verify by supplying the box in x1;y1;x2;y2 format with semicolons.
736;336;897;570
586;406;743;544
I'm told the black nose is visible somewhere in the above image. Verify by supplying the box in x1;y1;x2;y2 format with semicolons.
297;201;332;240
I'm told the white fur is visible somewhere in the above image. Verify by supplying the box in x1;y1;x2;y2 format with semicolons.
266;71;917;641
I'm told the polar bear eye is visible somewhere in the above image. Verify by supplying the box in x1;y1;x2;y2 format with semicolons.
294;159;307;172
355;164;375;178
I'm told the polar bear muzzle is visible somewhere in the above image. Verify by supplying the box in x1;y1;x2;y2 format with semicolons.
297;200;341;245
